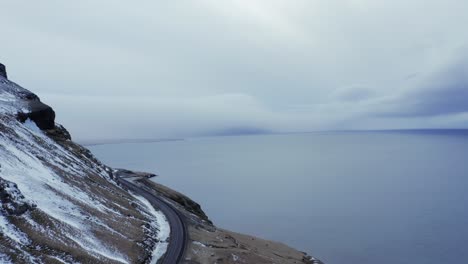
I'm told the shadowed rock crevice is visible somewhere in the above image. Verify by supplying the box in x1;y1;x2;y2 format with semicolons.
0;63;7;79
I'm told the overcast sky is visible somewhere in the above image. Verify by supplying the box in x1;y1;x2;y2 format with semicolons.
1;1;468;141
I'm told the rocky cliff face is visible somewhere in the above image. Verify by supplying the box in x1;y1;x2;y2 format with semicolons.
0;64;6;79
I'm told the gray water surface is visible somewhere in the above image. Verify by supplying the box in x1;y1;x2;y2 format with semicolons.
89;131;468;264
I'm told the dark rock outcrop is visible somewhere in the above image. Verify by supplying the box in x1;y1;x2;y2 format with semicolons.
45;124;72;141
0;63;7;79
0;63;56;130
0;178;33;216
17;100;56;130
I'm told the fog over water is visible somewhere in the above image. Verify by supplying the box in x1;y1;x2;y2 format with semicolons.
2;1;468;141
89;131;468;264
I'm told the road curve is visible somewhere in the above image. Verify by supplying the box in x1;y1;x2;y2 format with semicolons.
116;176;187;264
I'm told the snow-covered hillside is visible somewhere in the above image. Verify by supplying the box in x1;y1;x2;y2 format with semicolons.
0;71;168;263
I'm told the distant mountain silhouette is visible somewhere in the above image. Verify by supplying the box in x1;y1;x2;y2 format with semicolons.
205;126;272;137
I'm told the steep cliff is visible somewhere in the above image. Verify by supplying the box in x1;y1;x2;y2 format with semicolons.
0;64;6;79
0;66;168;263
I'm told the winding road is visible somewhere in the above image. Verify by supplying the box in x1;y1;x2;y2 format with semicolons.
116;174;187;264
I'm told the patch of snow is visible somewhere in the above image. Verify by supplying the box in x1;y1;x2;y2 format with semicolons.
23;119;42;133
0;214;30;245
232;253;240;262
48;256;68;264
68;236;129;264
0;90;16;102
0;77;31;114
192;241;207;248
132;194;170;264
0;253;12;264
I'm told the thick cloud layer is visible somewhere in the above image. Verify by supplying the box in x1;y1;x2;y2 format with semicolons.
1;1;467;141
381;52;468;117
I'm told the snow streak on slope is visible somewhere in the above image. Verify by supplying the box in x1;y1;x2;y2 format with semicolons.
0;213;29;245
1;117;129;263
133;195;170;263
0;77;30;115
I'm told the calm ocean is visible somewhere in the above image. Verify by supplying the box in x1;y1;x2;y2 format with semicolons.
89;131;468;264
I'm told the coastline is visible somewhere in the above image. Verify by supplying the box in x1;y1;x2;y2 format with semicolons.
124;172;323;264
79;138;184;147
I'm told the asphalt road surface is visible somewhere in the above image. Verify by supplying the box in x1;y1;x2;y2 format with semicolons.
117;175;187;264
